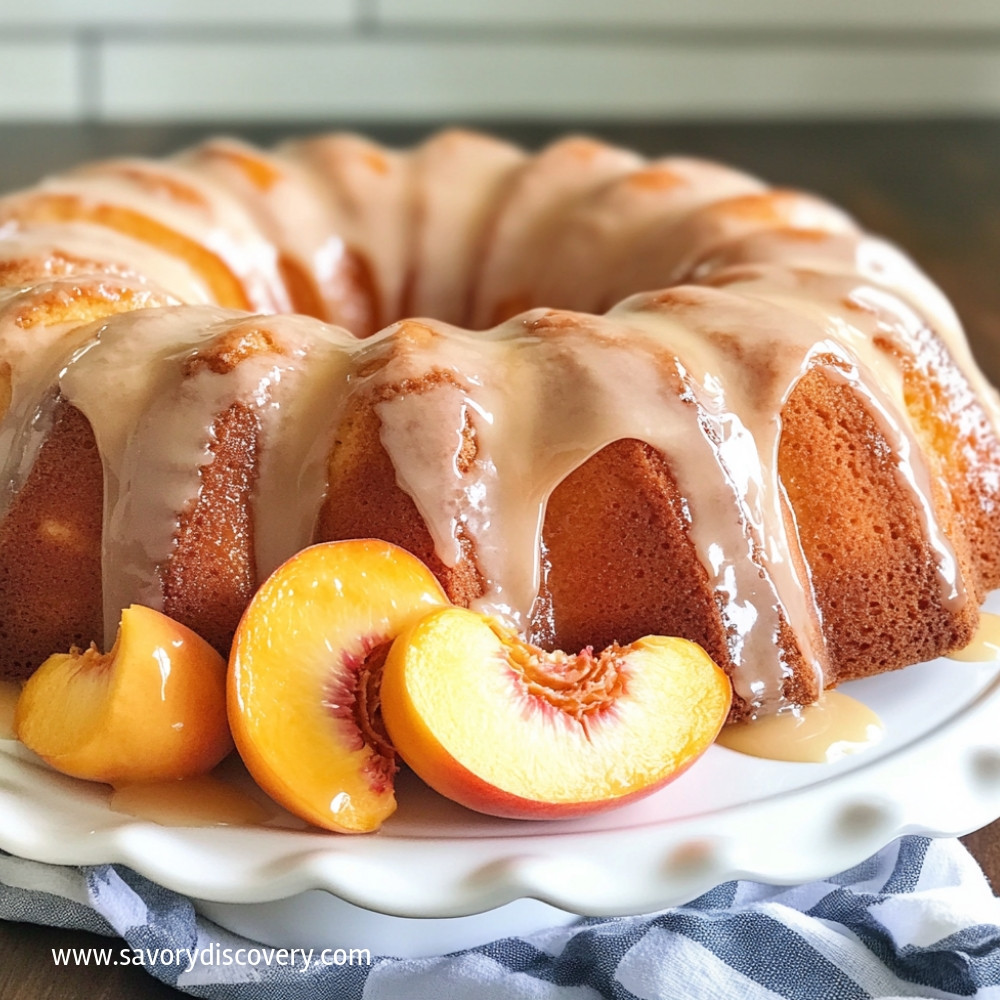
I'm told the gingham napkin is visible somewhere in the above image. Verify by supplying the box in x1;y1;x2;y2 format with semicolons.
2;836;1000;998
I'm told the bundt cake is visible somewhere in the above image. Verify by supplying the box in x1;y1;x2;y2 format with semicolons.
0;129;997;724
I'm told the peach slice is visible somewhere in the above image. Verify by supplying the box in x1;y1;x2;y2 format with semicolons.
15;604;232;785
227;539;449;834
381;608;732;820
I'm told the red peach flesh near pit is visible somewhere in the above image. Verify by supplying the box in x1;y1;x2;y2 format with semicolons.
381;606;732;820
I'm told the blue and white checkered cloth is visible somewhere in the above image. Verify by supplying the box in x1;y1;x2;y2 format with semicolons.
3;835;1000;998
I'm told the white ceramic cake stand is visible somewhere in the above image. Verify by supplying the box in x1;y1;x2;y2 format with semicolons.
3;593;1000;957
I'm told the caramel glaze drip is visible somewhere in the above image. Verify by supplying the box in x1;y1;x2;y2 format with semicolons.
0;130;997;719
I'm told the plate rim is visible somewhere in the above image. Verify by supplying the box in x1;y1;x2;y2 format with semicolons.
3;647;1000;918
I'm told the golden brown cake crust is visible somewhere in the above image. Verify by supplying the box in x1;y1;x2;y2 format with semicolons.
316;374;487;612
161;401;259;656
0;401;103;679
779;367;979;684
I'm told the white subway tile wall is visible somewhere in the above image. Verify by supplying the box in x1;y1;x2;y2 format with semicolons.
0;0;354;28
377;0;1000;30
2;0;1000;120
0;42;78;118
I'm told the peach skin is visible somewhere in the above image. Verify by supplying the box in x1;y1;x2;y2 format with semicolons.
15;604;232;785
227;539;449;834
381;607;732;820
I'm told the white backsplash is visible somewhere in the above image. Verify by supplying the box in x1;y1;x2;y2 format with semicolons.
2;0;1000;120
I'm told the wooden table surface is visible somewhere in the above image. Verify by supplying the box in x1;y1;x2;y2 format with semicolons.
1;118;1000;997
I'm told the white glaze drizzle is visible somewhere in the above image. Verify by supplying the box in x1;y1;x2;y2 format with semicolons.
0;276;179;517
532;156;767;316
0;220;214;305
702;264;969;611
240;314;359;582
57;306;362;639
470;136;645;328
60;305;241;634
0;159;289;313
276;133;414;331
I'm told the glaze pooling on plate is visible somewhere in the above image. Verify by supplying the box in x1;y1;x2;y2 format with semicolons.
715;690;883;763
948;612;1000;662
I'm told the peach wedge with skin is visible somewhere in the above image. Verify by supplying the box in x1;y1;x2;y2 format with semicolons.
381;607;732;820
227;539;449;834
15;604;233;785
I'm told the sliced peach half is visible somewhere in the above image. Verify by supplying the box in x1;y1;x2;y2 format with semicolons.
381;608;732;820
15;604;232;785
228;539;449;834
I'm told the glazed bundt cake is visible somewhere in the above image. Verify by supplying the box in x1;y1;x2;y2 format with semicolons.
0;129;997;723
